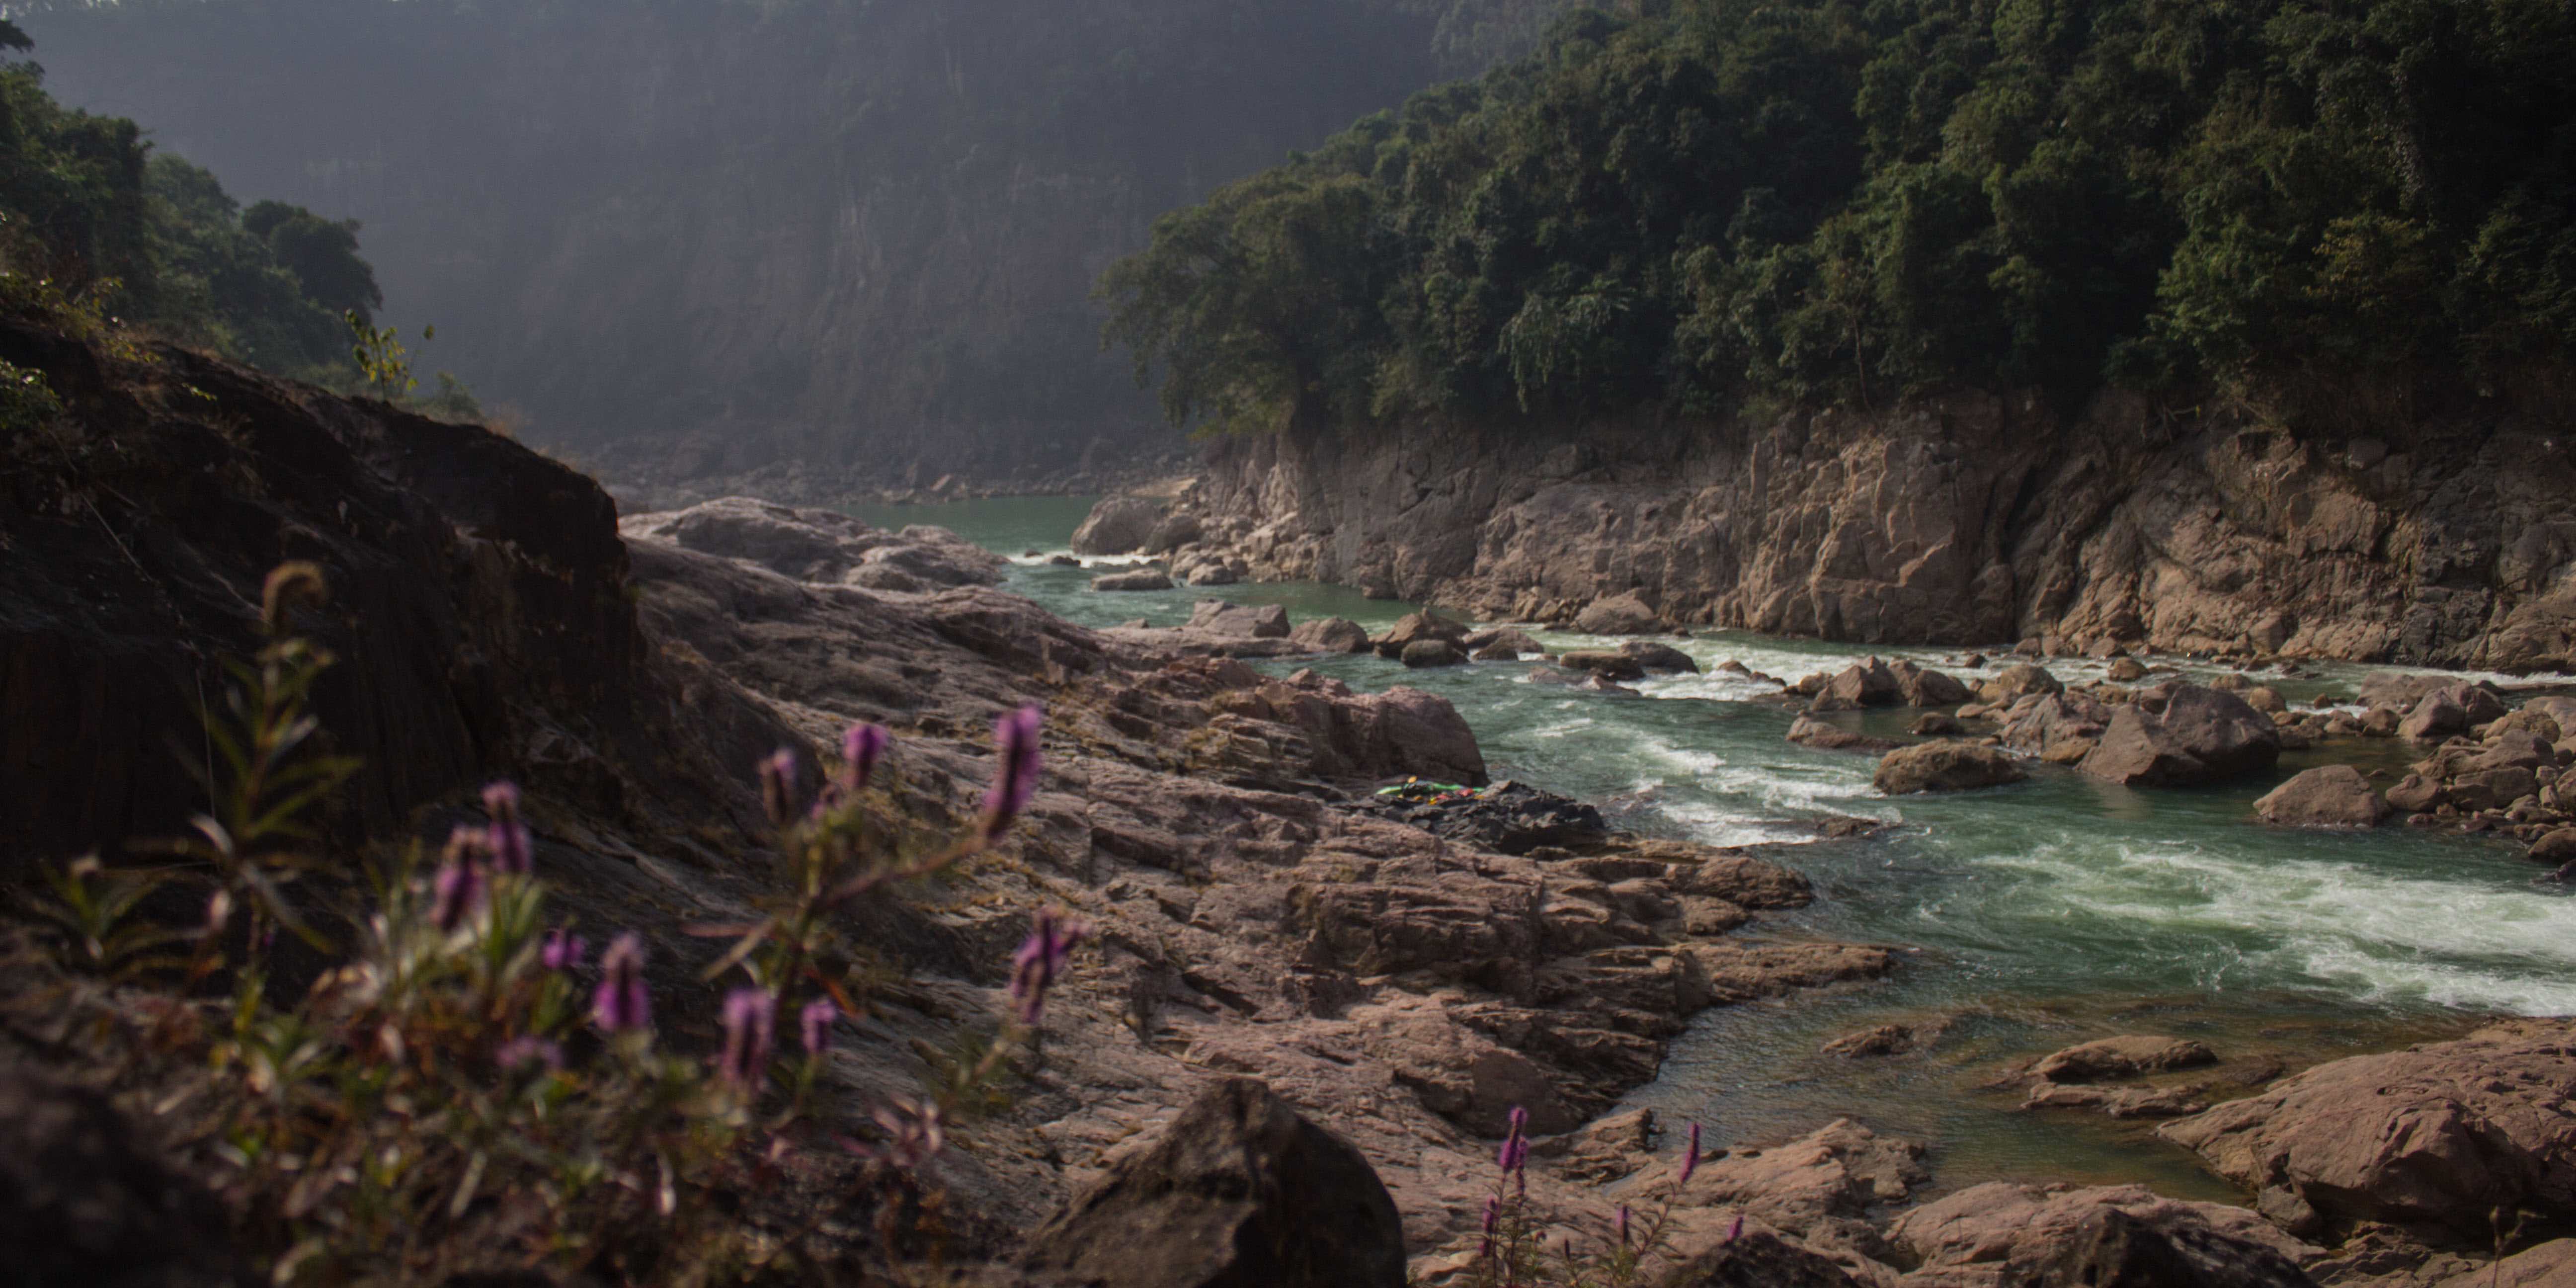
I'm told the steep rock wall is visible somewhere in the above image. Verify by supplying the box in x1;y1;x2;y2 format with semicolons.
1182;394;2576;670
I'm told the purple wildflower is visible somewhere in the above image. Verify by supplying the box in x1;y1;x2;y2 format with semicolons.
758;749;800;827
1725;1212;1744;1243
800;998;839;1055
1680;1120;1703;1185
719;988;777;1090
842;723;889;792
593;933;651;1034
1498;1105;1530;1175
541;926;586;972
498;1037;564;1072
482;781;533;875
1617;1205;1632;1247
980;705;1044;838
1478;1195;1499;1260
1007;906;1086;1026
430;845;487;933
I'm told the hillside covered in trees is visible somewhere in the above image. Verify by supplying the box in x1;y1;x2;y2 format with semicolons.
1104;0;2576;437
22;0;1589;491
0;19;384;387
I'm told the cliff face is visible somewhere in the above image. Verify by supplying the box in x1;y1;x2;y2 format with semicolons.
1182;395;2576;670
26;0;1451;490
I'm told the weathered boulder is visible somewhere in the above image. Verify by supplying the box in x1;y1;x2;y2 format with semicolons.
1874;741;2028;794
1574;590;1662;634
0;1062;246;1288
1212;679;1489;786
1070;494;1168;555
2079;686;2281;787
620;497;1008;590
1094;569;1176;592
2158;1020;2576;1241
1889;1182;2319;1288
2402;691;2470;741
1464;627;1546;660
1016;1078;1406;1288
1661;1228;1865;1287
1179;558;1241;586
1998;691;2114;764
2034;1036;2219;1083
1788;717;1902;753
2528;827;2576;865
1981;664;2066;705
2254;766;2391;828
1186;600;1289;640
1400;639;1465;668
2386;773;2444;813
2107;656;2149;682
1890;659;1973;706
1614;1118;1926;1241
1355;780;1608;855
1287;616;1369;653
1374;611;1469;658
1139;510;1204;556
1619;640;1700;673
2023;1081;2210;1119
1560;650;1648;681
1822;1025;1917;1058
1910;712;1965;737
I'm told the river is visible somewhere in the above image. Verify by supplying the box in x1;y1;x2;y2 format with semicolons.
847;494;2576;1199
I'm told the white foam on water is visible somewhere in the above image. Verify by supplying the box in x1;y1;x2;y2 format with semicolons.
1966;836;2576;1016
1004;548;1084;564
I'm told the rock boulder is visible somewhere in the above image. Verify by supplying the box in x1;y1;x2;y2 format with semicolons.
1873;741;2028;795
2079;685;2281;787
1287;617;1369;653
1070;494;1168;555
2254;765;2391;828
1016;1078;1406;1288
1574;590;1662;634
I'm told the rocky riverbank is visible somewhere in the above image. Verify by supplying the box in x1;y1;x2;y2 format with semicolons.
1100;392;2576;672
5;317;2573;1286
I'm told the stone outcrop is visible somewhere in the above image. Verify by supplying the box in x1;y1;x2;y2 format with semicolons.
2033;1036;2219;1083
2079;685;2280;787
1288;617;1370;653
1093;568;1176;592
619;496;1008;591
2158;1020;2576;1242
1175;393;2576;671
1874;742;2028;795
1888;1183;2320;1288
2254;765;2390;827
1015;1078;1406;1288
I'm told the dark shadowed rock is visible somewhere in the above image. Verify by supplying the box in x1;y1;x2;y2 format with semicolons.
0;1062;246;1288
1822;1024;1916;1058
1093;569;1175;592
1561;650;1648;681
1890;659;1972;706
1355;780;1608;855
1574;590;1661;634
1998;691;2113;764
1400;639;1465;668
2529;827;2576;865
1464;627;1546;660
2108;656;2149;682
2079;685;2280;787
2159;1019;2576;1241
1910;712;1964;736
1071;494;1168;555
2002;1205;2320;1288
1139;511;1204;556
1619;640;1700;673
2402;691;2469;741
2254;765;2390;827
1286;617;1369;653
1822;657;1902;706
1661;1228;1863;1287
1874;741;2028;794
1016;1078;1406;1288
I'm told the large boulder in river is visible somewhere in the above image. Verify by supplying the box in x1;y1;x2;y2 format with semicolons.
1186;600;1289;640
1618;640;1699;673
2254;765;2391;827
1874;741;2028;794
1788;716;1901;753
2034;1035;2219;1083
1093;568;1175;592
1015;1077;1406;1288
1998;691;2114;764
1574;590;1661;634
1822;656;1902;706
2079;685;2280;787
1287;616;1369;653
1069;494;1167;555
1372;611;1468;657
1890;659;1973;706
1560;649;1648;681
1399;639;1465;668
2158;1019;2576;1241
1138;510;1203;556
1980;663;2066;705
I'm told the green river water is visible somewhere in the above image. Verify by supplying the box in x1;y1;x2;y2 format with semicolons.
847;495;2576;1200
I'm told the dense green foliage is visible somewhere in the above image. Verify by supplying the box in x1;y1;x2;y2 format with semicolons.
0;37;380;380
1103;0;2576;434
